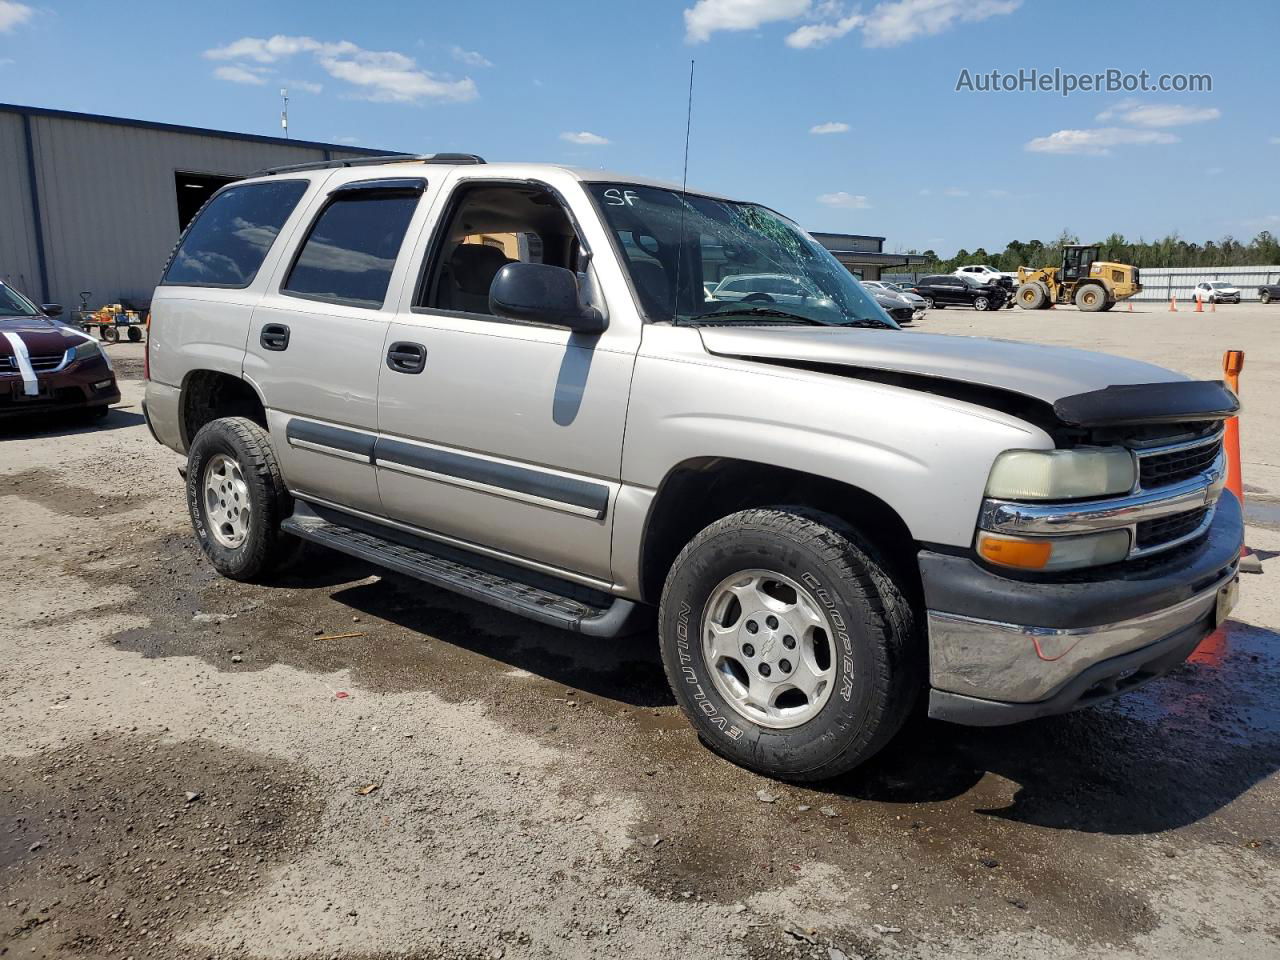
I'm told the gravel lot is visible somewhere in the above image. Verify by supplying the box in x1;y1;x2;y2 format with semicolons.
2;307;1277;960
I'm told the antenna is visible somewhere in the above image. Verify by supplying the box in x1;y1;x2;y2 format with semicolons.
280;88;289;139
672;60;694;320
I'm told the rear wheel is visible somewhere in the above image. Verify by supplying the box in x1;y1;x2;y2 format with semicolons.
1074;283;1107;312
1099;299;1116;312
922;296;935;309
127;326;143;342
1016;283;1046;310
658;507;920;781
1262;290;1272;304
186;416;299;581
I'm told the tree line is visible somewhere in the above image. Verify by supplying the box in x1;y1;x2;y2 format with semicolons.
899;230;1280;273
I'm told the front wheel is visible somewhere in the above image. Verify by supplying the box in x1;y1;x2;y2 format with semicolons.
186;417;299;581
922;296;935;309
658;508;920;781
974;296;990;311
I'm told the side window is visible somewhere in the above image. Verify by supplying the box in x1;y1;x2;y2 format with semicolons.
417;183;583;318
163;179;308;288
283;188;421;309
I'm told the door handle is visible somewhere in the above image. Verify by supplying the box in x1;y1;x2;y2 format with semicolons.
260;323;290;351
386;341;426;374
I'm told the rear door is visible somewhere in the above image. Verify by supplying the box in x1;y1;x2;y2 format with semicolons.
243;174;430;515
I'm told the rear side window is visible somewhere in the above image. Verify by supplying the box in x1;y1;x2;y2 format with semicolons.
163;180;308;288
283;191;420;309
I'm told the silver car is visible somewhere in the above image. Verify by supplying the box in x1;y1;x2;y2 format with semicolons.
143;156;1243;782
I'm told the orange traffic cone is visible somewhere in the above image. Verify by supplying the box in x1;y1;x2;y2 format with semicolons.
1169;296;1177;312
1195;294;1204;313
1223;350;1263;574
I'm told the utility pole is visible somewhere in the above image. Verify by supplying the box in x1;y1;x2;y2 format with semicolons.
280;88;289;139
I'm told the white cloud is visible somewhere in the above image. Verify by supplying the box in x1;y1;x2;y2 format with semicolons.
1268;136;1280;145
817;191;870;209
0;57;13;66
291;80;324;94
205;35;476;103
986;187;1010;197
809;121;849;134
1095;100;1220;127
214;64;270;86
0;1;32;33
451;46;493;68
560;131;611;146
861;0;1020;47
786;12;862;47
337;136;361;145
943;187;969;197
684;0;810;43
1025;127;1178;156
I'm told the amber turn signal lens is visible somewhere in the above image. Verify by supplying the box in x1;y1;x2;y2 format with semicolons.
977;533;1053;570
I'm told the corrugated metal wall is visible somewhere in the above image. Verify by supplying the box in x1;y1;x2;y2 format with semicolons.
0;112;41;298
2;107;379;312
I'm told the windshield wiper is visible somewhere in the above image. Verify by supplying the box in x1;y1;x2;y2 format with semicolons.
675;307;831;327
675;306;891;329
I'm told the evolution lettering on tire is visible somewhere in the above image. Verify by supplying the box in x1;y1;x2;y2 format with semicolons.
658;507;920;781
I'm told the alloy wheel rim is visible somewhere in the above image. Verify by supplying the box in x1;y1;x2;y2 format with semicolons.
701;569;838;730
202;453;251;549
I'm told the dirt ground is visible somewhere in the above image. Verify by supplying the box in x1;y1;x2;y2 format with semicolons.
2;308;1278;960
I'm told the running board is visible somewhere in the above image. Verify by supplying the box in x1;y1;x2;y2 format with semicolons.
281;502;647;637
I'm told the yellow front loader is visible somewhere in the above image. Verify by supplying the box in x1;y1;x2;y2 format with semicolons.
1015;244;1142;312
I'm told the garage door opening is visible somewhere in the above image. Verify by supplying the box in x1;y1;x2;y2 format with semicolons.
175;171;239;231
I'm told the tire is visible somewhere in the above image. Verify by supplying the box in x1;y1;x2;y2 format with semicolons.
658;507;920;782
1074;283;1107;312
922;297;935;309
974;296;990;311
1262;290;1272;304
1016;282;1046;310
100;325;119;343
1099;299;1116;312
127;326;143;342
185;416;298;582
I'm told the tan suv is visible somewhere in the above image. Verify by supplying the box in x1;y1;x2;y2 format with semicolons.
143;155;1244;781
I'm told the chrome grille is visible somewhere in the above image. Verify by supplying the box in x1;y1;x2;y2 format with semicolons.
1136;431;1223;489
3;351;67;372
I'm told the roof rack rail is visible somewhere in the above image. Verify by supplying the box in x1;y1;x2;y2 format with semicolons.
255;152;487;177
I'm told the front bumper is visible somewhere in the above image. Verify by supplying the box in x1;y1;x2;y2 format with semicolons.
0;360;119;418
922;491;1243;725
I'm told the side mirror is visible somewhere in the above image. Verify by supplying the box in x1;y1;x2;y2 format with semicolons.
42;303;63;317
489;262;606;334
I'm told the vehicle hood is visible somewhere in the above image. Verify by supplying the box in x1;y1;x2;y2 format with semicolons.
872;291;911;308
0;316;91;358
697;325;1188;406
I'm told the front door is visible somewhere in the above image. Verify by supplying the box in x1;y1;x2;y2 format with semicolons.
244;175;429;516
375;174;639;584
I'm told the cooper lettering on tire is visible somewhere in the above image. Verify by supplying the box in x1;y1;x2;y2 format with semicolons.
658;507;920;781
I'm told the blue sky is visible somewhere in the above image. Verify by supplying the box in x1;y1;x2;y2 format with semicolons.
1;0;1277;256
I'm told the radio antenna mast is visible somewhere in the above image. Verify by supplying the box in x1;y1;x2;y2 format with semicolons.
280;88;290;139
672;60;695;320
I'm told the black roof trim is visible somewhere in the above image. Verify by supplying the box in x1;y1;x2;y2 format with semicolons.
255;153;485;177
0;101;399;157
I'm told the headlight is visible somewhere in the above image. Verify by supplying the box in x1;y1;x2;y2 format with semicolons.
976;529;1130;572
985;448;1135;500
71;339;102;362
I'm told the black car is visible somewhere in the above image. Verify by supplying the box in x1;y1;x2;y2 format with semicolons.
908;274;1008;311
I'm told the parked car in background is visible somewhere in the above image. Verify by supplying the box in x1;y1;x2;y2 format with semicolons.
711;273;836;308
911;274;1008;311
955;265;1015;305
861;281;926;323
1258;281;1280;304
1;279;119;420
1193;281;1241;304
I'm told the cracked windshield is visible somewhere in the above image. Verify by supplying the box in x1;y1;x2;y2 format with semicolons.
588;183;895;328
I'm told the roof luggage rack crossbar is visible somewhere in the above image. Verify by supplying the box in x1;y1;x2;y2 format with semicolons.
256;152;487;177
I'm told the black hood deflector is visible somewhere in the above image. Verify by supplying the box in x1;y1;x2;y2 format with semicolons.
1053;380;1239;428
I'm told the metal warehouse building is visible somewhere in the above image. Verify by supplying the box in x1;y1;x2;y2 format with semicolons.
1;102;393;314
